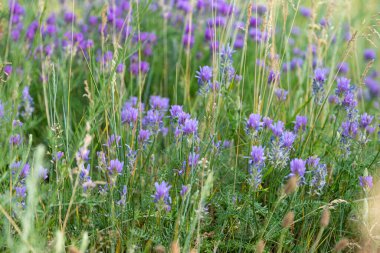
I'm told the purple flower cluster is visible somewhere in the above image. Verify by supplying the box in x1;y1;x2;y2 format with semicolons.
275;88;288;101
180;185;189;197
11;160;29;205
196;66;213;87
294;116;307;132
108;159;124;175
244;114;304;170
359;176;373;190
188;152;200;168
121;97;139;126
8;1;25;42
4;0;159;79
169;105;199;138
130;33;157;75
19;86;34;119
117;185;128;206
248;146;265;189
246;113;261;133
307;157;328;195
152;181;172;211
79;164;96;192
219;45;242;85
289;158;306;179
195;45;241;93
312;68;329;105
268;122;296;169
105;134;121;149
332;76;377;154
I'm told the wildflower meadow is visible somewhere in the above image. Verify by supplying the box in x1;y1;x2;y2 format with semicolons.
0;0;380;252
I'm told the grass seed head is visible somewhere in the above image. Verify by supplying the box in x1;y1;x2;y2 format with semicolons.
284;176;298;195
334;238;349;252
282;211;295;228
256;240;265;253
320;208;330;228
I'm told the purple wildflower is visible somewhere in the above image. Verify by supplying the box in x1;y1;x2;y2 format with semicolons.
365;77;380;97
195;66;213;86
153;181;171;202
359;113;373;128
38;167;48;180
121;105;138;125
364;49;376;61
328;95;339;104
294;116;307;132
336;77;351;95
275;89;288;101
130;61;150;76
10;161;21;170
108;159;124;175
252;4;267;15
366;126;376;134
170;105;183;118
246;113;261;131
180;185;188;197
20;163;30;178
117;185;128;206
20;86;34;118
178;112;191;126
359;176;373;189
79;164;90;180
182;119;198;135
64;12;76;23
341;120;358;138
77;147;90;161
268;70;279;84
153;181;171;211
262;117;273;129
249;146;265;189
15;186;26;198
188;153;200;167
143;110;162;129
0;101;4;118
26;21;39;41
105;134;121;148
55;151;64;161
342;92;357;109
280;131;296;148
313;68;328;104
307;156;320;168
290;158;306;178
9;134;22;146
250;146;265;165
116;63;125;73
336;62;349;74
271;121;284;137
138;129;151;143
223;140;231;148
4;65;12;76
310;162;328;195
150;96;169;111
300;6;312;18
